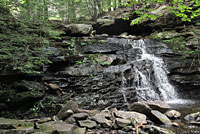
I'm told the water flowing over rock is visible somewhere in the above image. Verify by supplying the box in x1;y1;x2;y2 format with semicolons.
119;39;178;102
0;37;182;117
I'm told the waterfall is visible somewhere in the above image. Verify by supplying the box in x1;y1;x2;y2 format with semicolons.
120;39;178;102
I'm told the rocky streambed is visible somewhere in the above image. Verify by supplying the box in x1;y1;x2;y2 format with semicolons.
1;100;200;134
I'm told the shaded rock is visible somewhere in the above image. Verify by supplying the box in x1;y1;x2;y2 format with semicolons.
59;109;74;121
78;120;97;129
63;24;93;36
91;115;111;128
78;109;98;116
64;116;76;124
56;100;79;120
12;91;44;103
184;112;200;121
0;123;16;129
13;80;44;92
37;117;52;124
115;118;131;128
151;110;172;125
0;103;7;110
115;111;147;124
165;110;181;119
72;113;89;120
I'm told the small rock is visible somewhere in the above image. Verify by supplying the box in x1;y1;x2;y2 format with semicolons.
72;126;86;134
172;122;180;127
165;110;181;119
56;100;79;120
72;113;89;120
64;116;76;124
151;110;172;125
78;120;97;129
184;112;200;121
115;118;131;128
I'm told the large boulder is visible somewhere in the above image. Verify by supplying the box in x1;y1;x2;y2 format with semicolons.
129;100;170;116
56;100;79;120
63;24;93;36
115;111;147;125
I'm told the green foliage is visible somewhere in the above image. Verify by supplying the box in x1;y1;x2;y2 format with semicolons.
30;101;44;116
128;0;200;25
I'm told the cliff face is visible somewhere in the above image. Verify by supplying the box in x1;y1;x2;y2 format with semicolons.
0;6;200;119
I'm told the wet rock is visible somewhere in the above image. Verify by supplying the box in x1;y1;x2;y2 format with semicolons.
165;110;181;119
63;24;93;36
78;120;97;129
72;113;89;120
184;112;200;121
91;115;111;128
56;100;79;120
115;118;131;128
151;110;172;125
115;111;147;124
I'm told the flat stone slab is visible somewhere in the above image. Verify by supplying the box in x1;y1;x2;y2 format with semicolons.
72;113;89;120
116;111;147;124
91;115;111;128
78;120;97;129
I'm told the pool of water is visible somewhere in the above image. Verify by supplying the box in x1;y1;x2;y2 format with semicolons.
166;99;200;134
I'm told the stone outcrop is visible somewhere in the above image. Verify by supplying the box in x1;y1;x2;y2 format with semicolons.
63;24;93;36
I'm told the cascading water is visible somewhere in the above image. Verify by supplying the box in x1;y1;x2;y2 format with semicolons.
120;39;178;102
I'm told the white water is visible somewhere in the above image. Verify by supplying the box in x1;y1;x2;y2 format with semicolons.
120;39;178;102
